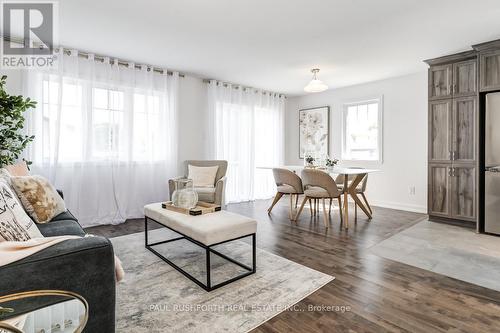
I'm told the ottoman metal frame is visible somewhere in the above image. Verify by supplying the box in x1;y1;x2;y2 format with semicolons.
144;216;256;291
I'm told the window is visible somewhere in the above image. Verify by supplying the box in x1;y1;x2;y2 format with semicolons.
42;80;84;162
92;88;124;159
342;98;383;161
41;79;169;163
133;93;162;161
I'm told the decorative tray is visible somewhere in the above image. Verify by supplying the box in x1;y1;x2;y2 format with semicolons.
161;201;221;216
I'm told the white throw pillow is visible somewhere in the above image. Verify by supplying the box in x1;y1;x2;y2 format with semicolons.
188;165;219;188
0;180;43;241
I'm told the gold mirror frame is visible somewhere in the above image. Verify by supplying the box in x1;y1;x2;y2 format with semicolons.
0;290;89;333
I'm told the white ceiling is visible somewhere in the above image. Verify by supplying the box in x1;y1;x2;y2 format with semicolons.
57;0;500;95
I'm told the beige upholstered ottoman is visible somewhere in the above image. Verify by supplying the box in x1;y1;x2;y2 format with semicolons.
144;203;257;291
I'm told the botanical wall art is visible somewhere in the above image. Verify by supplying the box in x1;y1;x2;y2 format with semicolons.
299;106;329;158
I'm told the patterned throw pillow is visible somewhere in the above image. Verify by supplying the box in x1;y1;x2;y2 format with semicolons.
0;168;17;195
0;180;43;241
11;176;66;224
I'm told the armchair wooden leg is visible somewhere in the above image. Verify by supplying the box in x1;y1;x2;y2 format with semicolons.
295;196;309;222
295;194;299;208
309;199;313;216
337;197;343;223
268;192;284;214
322;198;329;228
361;193;373;214
329;198;332;216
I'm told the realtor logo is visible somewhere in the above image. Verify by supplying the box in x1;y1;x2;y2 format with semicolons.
1;0;58;69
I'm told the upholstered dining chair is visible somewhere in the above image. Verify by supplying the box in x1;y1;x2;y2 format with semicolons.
169;160;228;206
268;168;304;219
294;169;343;227
336;172;372;218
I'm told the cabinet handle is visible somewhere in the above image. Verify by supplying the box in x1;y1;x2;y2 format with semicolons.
452;151;456;160
448;167;452;176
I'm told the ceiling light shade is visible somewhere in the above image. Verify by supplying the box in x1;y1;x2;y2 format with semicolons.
304;68;328;93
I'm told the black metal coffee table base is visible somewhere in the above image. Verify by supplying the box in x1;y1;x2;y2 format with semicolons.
145;216;256;291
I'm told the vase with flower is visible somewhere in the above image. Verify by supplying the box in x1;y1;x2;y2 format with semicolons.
325;156;339;171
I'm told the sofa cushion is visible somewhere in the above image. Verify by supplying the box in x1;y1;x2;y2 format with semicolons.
37;220;85;237
50;210;78;222
195;187;216;203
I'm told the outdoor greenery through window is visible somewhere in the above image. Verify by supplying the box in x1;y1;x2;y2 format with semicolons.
342;98;382;161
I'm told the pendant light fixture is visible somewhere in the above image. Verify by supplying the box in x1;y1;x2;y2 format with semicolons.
304;68;328;93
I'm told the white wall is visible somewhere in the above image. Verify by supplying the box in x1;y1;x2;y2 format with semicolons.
0;70;208;176
285;72;428;213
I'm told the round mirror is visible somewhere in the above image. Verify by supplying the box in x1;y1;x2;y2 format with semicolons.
0;290;88;333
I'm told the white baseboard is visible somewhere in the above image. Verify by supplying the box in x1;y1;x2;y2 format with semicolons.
368;200;427;214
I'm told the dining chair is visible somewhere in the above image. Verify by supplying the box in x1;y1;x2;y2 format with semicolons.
336;172;372;218
268;168;304;220
294;169;343;227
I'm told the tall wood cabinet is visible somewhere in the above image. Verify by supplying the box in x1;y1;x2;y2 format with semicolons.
425;51;478;226
473;39;500;92
426;39;500;231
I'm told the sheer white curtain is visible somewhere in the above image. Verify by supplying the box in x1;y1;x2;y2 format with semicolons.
207;81;284;203
22;49;179;227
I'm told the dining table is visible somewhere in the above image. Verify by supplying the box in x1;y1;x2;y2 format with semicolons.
260;165;379;229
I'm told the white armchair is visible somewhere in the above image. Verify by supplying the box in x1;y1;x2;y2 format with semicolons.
169;160;228;206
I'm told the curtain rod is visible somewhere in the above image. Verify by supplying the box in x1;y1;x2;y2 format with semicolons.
202;79;286;98
2;35;185;77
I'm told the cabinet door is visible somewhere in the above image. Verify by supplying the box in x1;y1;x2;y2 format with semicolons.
429;100;452;162
429;164;451;217
452;96;476;162
451;166;476;221
480;50;500;92
453;60;477;96
429;65;452;100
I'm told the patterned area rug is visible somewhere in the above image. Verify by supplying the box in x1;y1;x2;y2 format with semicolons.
112;229;334;333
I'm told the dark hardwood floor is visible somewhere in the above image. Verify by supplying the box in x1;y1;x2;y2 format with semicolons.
86;200;500;333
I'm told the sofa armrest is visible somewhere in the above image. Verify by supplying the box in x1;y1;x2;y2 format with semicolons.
0;236;116;333
215;176;227;207
168;176;186;200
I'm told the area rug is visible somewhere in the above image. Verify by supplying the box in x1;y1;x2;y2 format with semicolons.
111;229;334;332
370;220;500;291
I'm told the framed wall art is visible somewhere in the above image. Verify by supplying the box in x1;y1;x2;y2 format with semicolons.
299;106;330;158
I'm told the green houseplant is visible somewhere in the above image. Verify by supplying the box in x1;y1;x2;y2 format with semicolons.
0;75;36;168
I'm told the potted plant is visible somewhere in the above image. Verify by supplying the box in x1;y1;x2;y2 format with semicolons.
0;75;36;168
325;156;339;170
304;154;315;168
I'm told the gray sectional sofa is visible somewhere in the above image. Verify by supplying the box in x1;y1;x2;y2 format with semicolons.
0;196;116;332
